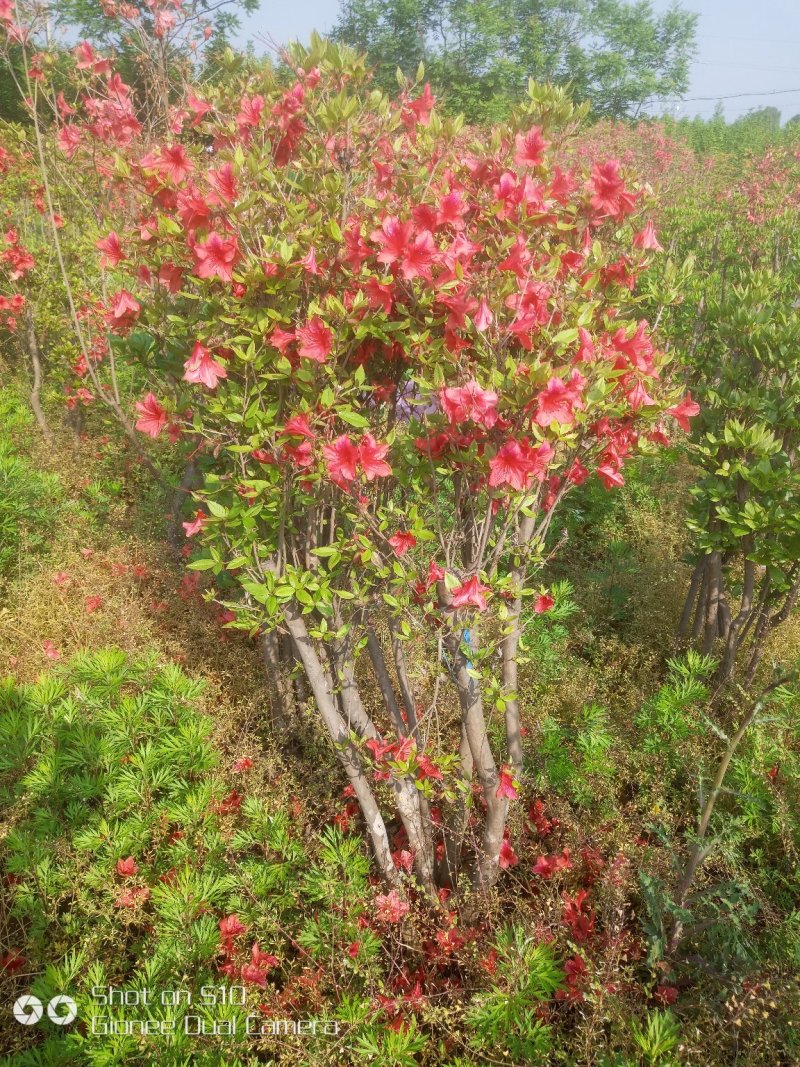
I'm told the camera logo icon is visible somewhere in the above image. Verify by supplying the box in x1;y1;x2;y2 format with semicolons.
12;994;77;1026
47;995;78;1025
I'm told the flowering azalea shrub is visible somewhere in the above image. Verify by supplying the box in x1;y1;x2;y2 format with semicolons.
650;148;800;690
581;122;800;688
2;25;702;898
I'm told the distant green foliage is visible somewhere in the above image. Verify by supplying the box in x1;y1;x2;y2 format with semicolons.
664;104;797;157
550;449;682;630
333;0;697;123
634;651;713;757
635;656;800;972
536;702;615;809
353;1018;429;1066
521;578;578;687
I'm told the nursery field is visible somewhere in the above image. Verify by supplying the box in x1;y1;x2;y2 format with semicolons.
0;3;798;1065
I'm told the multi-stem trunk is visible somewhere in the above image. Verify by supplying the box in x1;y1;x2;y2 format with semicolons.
448;628;507;891
23;310;52;445
284;602;438;899
283;603;400;888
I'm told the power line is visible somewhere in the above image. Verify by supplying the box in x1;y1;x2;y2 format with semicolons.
693;61;800;74
653;86;800;103
695;36;800;45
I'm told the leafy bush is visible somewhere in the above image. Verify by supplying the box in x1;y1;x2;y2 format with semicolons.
464;927;562;1062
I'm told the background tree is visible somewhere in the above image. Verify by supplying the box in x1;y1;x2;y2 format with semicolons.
52;0;260;127
333;0;697;123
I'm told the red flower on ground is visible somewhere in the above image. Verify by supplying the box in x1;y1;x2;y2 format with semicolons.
241;964;268;987
655;984;679;1006
218;914;248;938
217;789;242;815
533;848;572;878
375;890;410;923
251;943;279;969
115;886;150;908
116;856;138;878
0;949;26;975
498;837;519;869
562;889;595;942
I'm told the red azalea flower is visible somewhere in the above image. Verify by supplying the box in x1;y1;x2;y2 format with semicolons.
388;530;416;556
134;393;167;438
667;392;700;432
514;126;549;167
183;342;228;389
324;435;359;483
358;433;392;480
96;231;125;268
193;232;240;282
451;575;489;612
374;890;410;923
182;510;207;537
296;316;333;362
218;914;248;938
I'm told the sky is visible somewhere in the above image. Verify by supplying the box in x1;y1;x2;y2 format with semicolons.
233;0;800;123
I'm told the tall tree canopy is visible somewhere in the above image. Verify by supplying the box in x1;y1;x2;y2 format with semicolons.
333;0;697;123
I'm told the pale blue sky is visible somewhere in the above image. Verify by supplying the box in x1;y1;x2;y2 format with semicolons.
234;0;800;123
